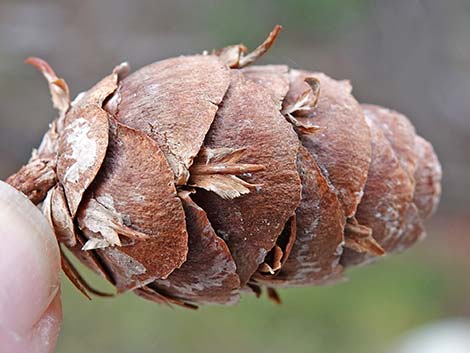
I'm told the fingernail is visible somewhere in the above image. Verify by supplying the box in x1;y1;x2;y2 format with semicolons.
0;290;62;353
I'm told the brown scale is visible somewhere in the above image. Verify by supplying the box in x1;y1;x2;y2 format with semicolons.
149;190;240;306
78;119;189;292
192;70;302;286
283;71;372;219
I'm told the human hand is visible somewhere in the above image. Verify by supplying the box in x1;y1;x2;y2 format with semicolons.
0;181;62;353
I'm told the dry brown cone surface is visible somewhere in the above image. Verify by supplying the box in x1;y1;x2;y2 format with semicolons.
6;26;442;308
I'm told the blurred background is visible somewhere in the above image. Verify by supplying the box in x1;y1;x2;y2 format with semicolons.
0;0;469;352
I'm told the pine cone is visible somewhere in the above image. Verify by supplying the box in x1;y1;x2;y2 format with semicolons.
6;26;441;307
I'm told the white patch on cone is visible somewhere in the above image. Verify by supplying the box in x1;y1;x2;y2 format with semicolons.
63;117;97;184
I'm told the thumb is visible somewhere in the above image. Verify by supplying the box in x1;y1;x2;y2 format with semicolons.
0;181;62;353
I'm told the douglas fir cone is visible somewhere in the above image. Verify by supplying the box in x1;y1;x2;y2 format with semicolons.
7;26;442;308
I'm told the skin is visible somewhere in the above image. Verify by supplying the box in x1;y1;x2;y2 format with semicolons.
0;181;62;353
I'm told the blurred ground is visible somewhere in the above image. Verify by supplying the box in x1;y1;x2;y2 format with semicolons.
0;1;469;352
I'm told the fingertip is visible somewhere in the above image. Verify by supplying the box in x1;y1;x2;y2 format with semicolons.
0;181;62;350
